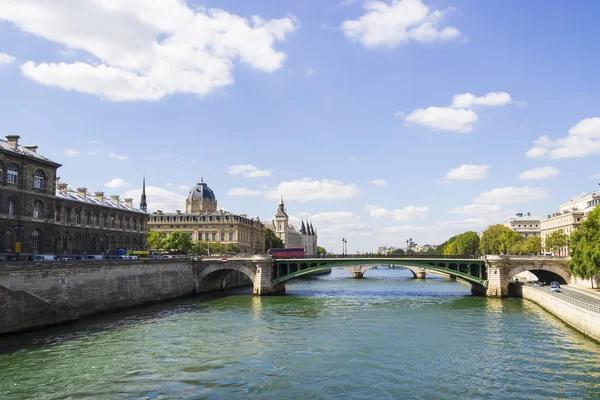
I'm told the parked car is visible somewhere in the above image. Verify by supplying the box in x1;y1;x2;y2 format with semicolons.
33;254;58;262
85;255;106;260
533;281;542;287
117;255;132;260
58;257;73;261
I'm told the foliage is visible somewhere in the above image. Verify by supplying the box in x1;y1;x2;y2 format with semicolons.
265;228;284;252
570;207;600;284
510;240;523;255
479;224;522;255
455;231;480;256
521;235;542;255
388;248;406;256
443;241;459;255
226;243;240;254
545;230;569;254
162;231;192;253
147;231;166;250
317;246;327;255
499;229;523;254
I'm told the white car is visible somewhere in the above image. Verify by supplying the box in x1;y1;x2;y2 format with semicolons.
549;282;560;293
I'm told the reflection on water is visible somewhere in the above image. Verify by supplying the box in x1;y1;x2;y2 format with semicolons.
1;268;600;400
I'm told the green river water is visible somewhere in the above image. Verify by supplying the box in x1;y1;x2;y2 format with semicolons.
1;268;599;399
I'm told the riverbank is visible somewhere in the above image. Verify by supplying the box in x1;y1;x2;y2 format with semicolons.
520;285;600;342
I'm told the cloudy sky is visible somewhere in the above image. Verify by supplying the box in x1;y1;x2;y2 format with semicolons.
1;0;599;253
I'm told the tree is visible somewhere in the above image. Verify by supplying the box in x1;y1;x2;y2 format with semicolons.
545;230;569;255
265;228;284;252
162;231;192;253
147;231;166;250
570;207;600;287
480;224;521;255
443;241;459;255
389;248;406;256
317;246;327;255
521;235;542;255
226;243;240;254
510;240;523;255
499;229;522;254
455;231;480;256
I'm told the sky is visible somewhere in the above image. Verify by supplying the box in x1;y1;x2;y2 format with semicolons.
1;0;599;253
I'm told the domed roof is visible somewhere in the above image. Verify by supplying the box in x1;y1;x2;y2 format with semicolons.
187;180;216;202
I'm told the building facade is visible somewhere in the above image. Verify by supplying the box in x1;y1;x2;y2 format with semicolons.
0;135;148;258
264;197;318;255
504;212;541;238
147;180;265;255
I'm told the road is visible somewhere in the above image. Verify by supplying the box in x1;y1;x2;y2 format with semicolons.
526;283;600;313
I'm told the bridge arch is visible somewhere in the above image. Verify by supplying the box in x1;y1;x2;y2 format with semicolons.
507;263;570;285
196;263;256;293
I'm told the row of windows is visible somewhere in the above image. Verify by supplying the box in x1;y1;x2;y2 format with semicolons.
150;214;256;225
0;162;46;189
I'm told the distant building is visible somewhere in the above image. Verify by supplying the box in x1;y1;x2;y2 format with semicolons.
0;135;147;258
263;197;318;255
147;180;265;255
504;212;541;238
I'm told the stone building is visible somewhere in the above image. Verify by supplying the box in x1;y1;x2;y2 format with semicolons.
504;212;541;238
0;135;148;258
264;197;318;255
147;180;265;255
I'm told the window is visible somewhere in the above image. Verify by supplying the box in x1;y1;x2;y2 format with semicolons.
31;229;41;250
229;232;234;241
7;164;18;184
33;201;43;219
75;213;80;224
93;215;98;226
34;170;45;189
212;232;217;241
189;232;193;240
8;200;15;216
85;213;90;225
65;211;71;224
118;218;122;229
55;210;59;222
221;232;225;241
0;163;3;182
205;232;210;241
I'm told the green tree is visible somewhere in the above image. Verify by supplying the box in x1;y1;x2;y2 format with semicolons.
388;248;406;256
443;241;459;255
499;229;522;254
163;231;192;253
521;235;542;255
265;228;284;252
455;231;480;256
545;230;569;255
317;246;327;255
510;240;524;255
147;231;166;250
226;243;240;254
480;224;522;255
570;207;600;287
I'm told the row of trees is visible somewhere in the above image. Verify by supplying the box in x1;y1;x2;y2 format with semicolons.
569;207;600;286
148;231;240;255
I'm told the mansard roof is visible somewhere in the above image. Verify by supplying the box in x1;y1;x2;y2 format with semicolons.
56;187;146;214
0;137;61;166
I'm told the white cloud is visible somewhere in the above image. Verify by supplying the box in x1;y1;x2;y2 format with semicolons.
519;166;559;180
0;53;15;64
473;187;550;204
450;92;512;109
227;187;263;196
449;204;513;219
366;205;429;220
105;178;130;189
125;186;185;212
64;148;80;156
176;184;190;190
393;111;405;118
229;164;272;178
267;178;359;201
444;164;489;181
341;0;461;48
3;1;297;101
368;178;388;186
526;118;600;159
109;152;129;160
405;107;478;132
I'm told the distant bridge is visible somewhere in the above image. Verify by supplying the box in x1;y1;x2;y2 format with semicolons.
196;255;571;298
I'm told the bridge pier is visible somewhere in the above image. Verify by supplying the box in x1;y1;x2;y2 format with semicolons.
405;267;427;279
253;257;286;295
351;271;365;279
343;265;372;279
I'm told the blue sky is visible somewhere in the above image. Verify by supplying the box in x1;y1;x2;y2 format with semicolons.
1;0;599;253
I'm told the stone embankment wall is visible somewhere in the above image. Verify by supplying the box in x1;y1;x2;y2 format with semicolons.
521;285;600;342
0;259;253;335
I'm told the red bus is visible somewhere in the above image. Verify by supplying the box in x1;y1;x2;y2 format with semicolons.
267;247;304;258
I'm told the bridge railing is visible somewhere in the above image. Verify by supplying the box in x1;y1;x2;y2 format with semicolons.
278;254;482;260
531;286;600;314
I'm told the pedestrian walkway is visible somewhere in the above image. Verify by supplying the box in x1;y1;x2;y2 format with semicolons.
565;285;600;302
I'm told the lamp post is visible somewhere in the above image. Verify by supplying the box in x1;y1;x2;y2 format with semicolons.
342;238;347;256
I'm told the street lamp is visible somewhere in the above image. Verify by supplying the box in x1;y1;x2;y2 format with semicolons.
342;238;347;256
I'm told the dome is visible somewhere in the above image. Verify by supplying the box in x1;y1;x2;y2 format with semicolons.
187;181;216;202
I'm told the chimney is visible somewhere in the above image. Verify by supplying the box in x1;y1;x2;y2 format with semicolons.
110;194;120;205
5;135;20;149
95;191;105;202
24;145;38;153
124;197;133;208
77;187;87;199
157;210;163;215
58;183;68;194
527;212;531;217
176;210;181;214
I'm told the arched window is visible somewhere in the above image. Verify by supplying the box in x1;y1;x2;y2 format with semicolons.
229;232;234;241
31;229;42;250
93;214;98;226
8;200;15;216
65;208;71;224
54;209;59;222
75;212;80;225
34;170;46;189
7;164;18;184
33;200;43;219
84;212;90;225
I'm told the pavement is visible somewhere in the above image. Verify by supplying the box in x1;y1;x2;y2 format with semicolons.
526;283;600;307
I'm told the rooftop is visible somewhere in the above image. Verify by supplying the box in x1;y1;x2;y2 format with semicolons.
56;186;146;214
0;135;61;166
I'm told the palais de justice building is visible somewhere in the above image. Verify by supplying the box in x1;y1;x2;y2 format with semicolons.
147;180;265;254
0;135;148;257
263;197;318;256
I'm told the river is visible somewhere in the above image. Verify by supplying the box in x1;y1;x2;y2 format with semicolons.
1;268;599;399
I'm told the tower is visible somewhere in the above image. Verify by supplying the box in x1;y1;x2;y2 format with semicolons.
140;175;147;212
185;179;217;213
274;196;289;245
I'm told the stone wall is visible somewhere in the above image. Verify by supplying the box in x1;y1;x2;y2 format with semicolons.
522;285;600;342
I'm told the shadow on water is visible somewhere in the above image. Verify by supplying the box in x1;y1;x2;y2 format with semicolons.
0;286;254;355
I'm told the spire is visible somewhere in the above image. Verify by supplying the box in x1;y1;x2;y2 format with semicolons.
279;195;284;206
300;219;307;234
310;222;315;236
140;174;148;212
